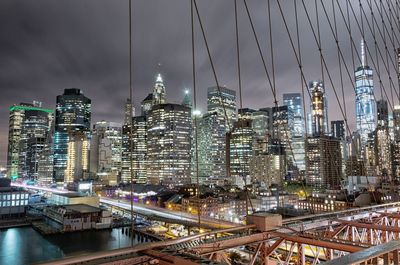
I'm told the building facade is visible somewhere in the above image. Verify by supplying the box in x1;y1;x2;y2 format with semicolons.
283;93;304;137
7;101;53;180
121;116;147;184
309;81;328;136
54;89;91;183
64;132;90;184
227;119;254;187
355;40;376;146
192;112;227;185
147;104;191;186
90;121;122;185
306;136;343;190
207;86;237;131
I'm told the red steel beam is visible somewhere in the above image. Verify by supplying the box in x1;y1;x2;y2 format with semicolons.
141;249;199;265
190;231;364;255
334;220;400;233
268;231;364;253
377;212;400;219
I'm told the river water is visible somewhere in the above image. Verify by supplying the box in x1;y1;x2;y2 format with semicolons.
0;227;146;265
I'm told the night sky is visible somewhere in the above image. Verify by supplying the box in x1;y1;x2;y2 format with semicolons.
0;0;396;164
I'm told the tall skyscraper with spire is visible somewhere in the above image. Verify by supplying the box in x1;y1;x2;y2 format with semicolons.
182;89;192;108
355;39;376;146
152;73;166;105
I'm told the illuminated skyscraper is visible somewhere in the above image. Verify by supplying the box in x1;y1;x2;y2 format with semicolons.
392;106;400;179
53;88;91;183
192;111;227;185
7;101;54;180
283;93;304;137
271;105;293;149
375;100;391;179
141;93;154;116
207;86;237;131
331;120;347;176
238;108;256;120
182;89;192;108
123;98;135;125
331;120;345;140
147;104;191;186
227;119;254;187
377;99;389;127
306;136;342;190
355;40;376;146
152;74;166;105
64;132;90;184
90;121;122;185
121;116;147;184
309;81;328;136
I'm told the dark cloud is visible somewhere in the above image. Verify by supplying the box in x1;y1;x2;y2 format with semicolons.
0;0;397;164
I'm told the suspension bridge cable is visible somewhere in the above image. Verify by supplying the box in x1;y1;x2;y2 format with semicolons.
361;0;399;100
294;0;310;196
344;0;397;112
128;0;135;246
242;0;277;107
332;0;348;124
380;0;395;106
234;0;253;215
300;0;351;136
193;0;248;218
365;0;398;104
190;0;201;232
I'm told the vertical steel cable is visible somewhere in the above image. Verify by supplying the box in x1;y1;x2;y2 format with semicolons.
369;0;383;99
314;0;325;122
294;0;309;196
192;0;231;131
242;0;277;106
128;0;134;246
347;0;356;79
381;1;395;106
332;0;348;127
274;0;311;194
300;0;349;132
234;0;250;215
190;0;201;232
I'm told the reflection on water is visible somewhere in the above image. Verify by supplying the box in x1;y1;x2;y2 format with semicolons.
0;227;146;265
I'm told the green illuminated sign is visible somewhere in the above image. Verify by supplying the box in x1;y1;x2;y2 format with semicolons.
9;105;54;113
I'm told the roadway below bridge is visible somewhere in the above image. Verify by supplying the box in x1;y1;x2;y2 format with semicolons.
100;197;239;229
11;183;239;229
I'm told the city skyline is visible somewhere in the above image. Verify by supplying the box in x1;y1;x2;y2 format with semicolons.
2;1;400;264
0;0;391;164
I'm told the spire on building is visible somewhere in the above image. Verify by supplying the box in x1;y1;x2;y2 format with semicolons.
182;89;192;108
153;73;166;105
361;39;365;67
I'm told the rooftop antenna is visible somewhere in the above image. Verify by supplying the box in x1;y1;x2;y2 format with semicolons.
361;38;365;67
